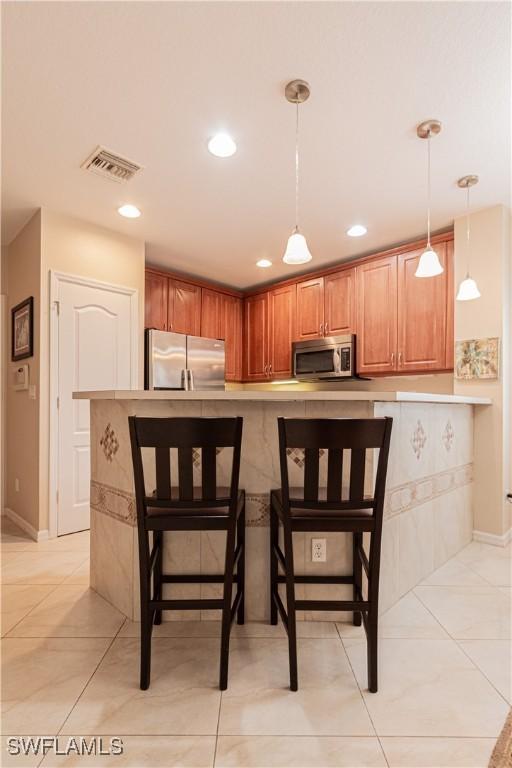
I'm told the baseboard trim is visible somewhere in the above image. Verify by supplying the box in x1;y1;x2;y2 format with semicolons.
473;528;512;547
3;507;48;542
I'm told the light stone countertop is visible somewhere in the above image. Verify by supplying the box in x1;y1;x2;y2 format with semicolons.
73;389;491;405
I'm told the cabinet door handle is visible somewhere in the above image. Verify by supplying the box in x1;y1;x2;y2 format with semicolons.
264;363;268;375
269;362;272;375
391;352;395;366
398;351;403;366
324;322;329;335
319;323;324;335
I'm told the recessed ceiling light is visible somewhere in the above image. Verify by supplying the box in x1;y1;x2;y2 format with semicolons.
118;204;141;218
346;224;367;237
256;259;272;268
208;133;237;158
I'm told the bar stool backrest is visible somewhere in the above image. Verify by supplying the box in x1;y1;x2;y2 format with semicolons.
277;417;392;514
129;416;243;515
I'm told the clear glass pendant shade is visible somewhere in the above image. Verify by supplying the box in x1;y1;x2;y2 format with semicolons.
415;247;444;277
283;231;312;265
456;276;481;301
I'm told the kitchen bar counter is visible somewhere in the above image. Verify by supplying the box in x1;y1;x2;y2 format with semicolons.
80;390;480;622
75;389;491;405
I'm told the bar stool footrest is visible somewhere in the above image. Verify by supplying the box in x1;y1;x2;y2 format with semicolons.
276;574;353;585
295;599;369;612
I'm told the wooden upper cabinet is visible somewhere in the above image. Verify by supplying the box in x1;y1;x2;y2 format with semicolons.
201;288;222;339
324;268;355;336
169;279;201;336
397;243;448;372
445;239;454;370
243;292;269;381
220;294;243;382
296;276;324;340
269;284;296;379
145;271;168;330
356;256;398;374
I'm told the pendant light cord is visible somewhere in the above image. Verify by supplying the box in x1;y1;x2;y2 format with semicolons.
466;185;471;278
426;132;431;246
295;100;300;232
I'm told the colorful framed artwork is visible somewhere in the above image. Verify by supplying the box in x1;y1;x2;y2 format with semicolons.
455;337;499;380
11;296;34;361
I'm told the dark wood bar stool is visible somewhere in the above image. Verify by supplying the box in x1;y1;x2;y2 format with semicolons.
129;416;245;691
270;416;392;693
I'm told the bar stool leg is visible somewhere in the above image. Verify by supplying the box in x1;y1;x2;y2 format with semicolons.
138;528;153;690
353;532;362;627
220;519;237;690
153;531;163;625
283;522;298;691
270;502;278;626
237;499;245;625
367;609;378;693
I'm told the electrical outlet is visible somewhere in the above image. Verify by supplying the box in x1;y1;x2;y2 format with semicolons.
311;538;326;563
15;478;20;492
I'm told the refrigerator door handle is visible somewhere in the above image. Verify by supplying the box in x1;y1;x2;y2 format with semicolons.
188;369;195;391
182;369;189;391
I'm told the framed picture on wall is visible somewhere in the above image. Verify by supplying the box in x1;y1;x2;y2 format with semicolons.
11;296;34;361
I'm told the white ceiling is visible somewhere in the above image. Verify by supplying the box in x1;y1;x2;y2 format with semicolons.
2;1;510;289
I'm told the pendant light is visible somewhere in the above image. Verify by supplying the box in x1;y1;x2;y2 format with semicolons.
283;79;312;265
456;175;481;301
415;119;444;278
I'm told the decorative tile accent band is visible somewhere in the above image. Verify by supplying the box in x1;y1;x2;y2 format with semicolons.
91;462;473;528
91;480;136;525
384;463;473;520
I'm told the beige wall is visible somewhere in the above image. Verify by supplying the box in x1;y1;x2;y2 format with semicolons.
4;208;145;535
5;211;42;530
454;205;511;539
38;209;145;532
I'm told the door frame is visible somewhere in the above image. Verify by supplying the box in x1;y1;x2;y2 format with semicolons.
49;270;139;538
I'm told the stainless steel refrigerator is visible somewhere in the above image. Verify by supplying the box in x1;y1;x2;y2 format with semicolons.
145;330;225;390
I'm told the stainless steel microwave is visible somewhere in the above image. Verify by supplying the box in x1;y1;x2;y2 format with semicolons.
293;334;358;381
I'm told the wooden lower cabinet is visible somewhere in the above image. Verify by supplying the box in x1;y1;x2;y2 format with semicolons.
356;256;398;375
243;293;269;380
269;284;296;378
145;271;168;331
397;243;448;372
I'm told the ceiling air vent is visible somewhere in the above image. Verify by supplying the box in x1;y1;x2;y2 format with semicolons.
81;146;142;183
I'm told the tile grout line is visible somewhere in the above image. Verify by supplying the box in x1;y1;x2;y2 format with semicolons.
212;688;223;768
334;621;390;768
412;587;511;707
55;617;128;739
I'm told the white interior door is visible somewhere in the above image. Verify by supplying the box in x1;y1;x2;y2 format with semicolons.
56;277;136;535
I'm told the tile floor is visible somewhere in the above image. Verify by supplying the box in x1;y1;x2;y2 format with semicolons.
1;516;510;768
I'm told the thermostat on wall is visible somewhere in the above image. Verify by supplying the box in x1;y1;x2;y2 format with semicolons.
13;364;29;391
